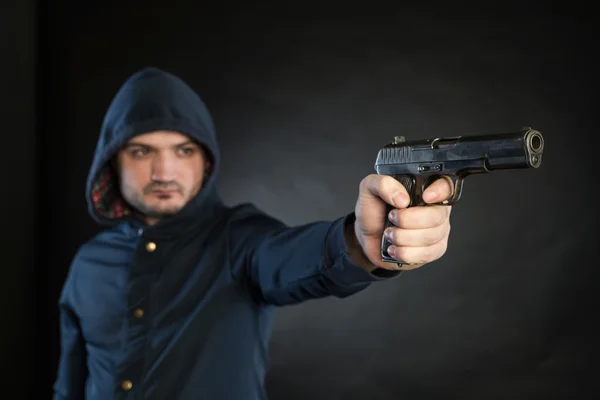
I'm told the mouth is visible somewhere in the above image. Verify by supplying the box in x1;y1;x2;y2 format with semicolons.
152;190;178;194
150;190;180;198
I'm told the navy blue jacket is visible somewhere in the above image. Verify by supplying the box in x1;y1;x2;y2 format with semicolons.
53;67;401;400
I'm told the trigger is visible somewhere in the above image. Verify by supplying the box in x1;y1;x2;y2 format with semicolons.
443;176;463;205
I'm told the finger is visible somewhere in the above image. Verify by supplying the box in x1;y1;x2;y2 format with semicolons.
387;239;448;265
388;205;449;230
384;222;450;248
360;174;410;208
422;176;454;204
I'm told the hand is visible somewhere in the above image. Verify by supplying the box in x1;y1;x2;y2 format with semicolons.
353;175;454;271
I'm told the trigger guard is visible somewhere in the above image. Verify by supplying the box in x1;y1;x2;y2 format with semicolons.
441;175;463;205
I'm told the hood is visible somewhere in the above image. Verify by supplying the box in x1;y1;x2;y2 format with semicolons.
85;67;224;230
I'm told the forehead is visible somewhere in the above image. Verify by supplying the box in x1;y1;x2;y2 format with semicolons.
126;130;196;146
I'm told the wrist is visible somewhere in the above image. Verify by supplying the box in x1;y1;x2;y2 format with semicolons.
343;218;378;272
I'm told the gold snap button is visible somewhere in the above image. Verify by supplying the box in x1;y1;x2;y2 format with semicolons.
146;242;156;252
121;380;133;391
134;308;144;318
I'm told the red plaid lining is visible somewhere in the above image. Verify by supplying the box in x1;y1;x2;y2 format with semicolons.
90;166;130;219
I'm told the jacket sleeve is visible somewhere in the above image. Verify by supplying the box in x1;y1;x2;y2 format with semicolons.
231;205;403;306
53;259;88;400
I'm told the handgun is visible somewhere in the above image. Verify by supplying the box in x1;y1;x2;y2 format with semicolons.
374;127;545;266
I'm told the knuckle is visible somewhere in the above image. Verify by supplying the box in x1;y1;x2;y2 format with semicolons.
399;231;414;246
435;207;448;226
393;246;411;263
411;248;427;264
440;223;450;240
362;174;379;189
359;177;366;190
359;175;371;191
395;209;410;228
421;247;436;263
434;236;448;256
436;239;448;259
392;229;408;246
426;227;444;246
423;243;443;263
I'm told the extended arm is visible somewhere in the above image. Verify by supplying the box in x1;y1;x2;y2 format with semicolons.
230;174;453;306
230;205;401;306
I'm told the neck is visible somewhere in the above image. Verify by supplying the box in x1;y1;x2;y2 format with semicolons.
132;210;160;227
144;217;160;226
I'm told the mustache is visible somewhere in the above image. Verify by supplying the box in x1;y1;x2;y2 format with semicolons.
143;182;183;194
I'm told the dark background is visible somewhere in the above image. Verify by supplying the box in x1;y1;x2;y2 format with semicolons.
3;0;598;398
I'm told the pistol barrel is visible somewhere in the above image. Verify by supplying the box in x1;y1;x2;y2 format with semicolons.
484;128;544;170
374;128;544;174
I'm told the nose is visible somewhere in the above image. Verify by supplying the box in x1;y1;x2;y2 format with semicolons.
151;153;177;182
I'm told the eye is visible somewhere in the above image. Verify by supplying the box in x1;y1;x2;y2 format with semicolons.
178;147;196;156
131;148;149;158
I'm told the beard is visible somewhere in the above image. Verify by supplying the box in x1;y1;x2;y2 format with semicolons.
134;199;183;219
122;181;200;221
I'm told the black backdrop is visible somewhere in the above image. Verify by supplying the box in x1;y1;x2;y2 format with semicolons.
3;1;599;399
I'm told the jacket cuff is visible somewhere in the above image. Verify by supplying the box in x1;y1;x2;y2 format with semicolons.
323;212;402;287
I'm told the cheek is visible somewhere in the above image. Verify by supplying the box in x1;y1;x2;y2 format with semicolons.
118;164;147;191
182;159;205;187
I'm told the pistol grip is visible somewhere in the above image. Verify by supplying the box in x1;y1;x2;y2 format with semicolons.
381;174;441;265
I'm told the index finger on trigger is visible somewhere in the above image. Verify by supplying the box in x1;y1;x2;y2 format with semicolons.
423;176;455;204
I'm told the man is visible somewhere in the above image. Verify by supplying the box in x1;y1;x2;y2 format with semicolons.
53;67;453;399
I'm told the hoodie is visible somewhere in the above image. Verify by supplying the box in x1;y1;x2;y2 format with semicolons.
53;67;401;400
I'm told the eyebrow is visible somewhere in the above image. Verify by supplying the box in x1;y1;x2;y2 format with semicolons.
124;140;197;149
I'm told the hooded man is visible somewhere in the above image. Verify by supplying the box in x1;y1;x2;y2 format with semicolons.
53;67;453;399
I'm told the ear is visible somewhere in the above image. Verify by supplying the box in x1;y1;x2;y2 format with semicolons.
199;145;213;172
109;155;121;180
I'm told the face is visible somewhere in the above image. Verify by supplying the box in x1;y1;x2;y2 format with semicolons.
116;130;208;225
